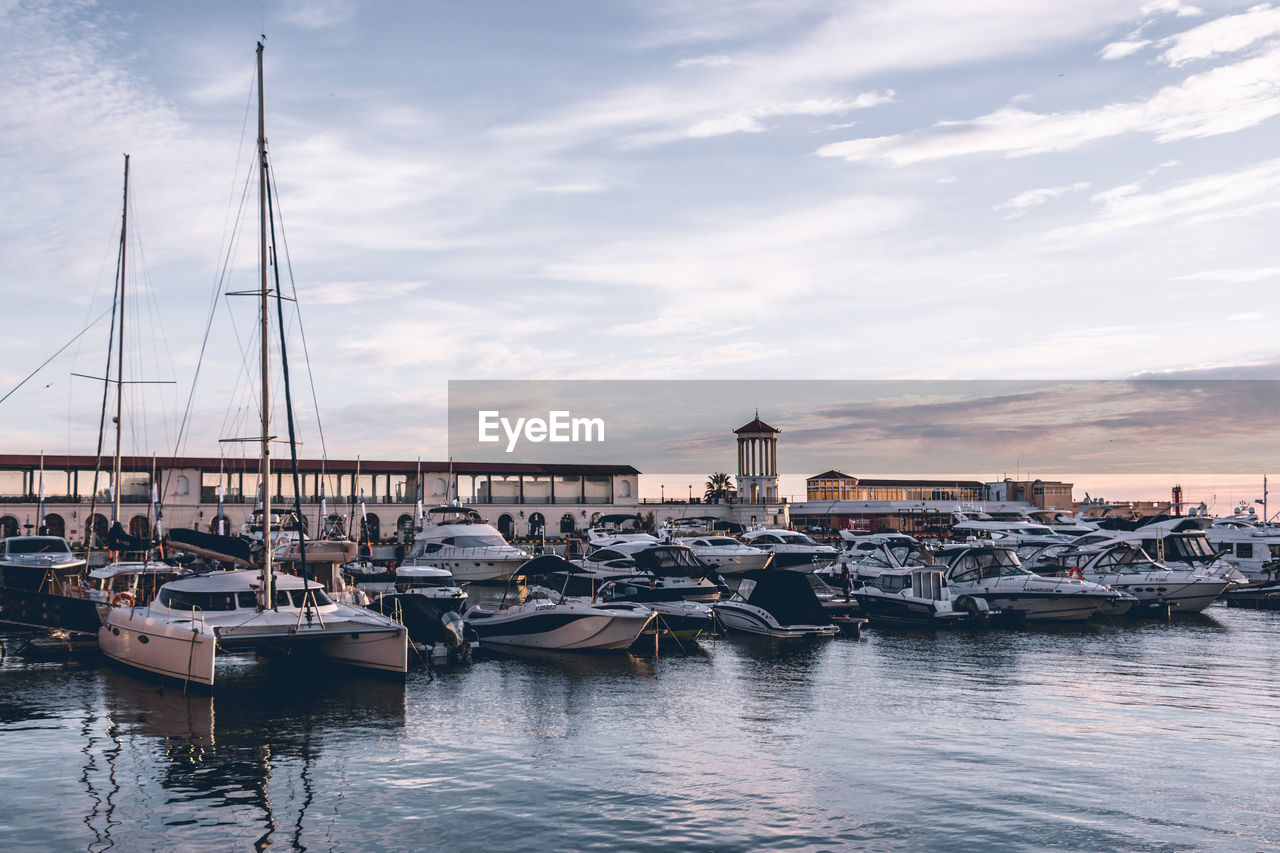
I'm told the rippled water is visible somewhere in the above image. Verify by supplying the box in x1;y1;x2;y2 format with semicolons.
2;607;1279;851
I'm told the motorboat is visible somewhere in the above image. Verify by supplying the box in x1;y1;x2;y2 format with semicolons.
365;566;470;656
0;535;87;592
853;566;992;629
943;546;1136;622
593;578;712;643
738;529;838;571
0;535;98;633
1206;509;1280;581
1221;563;1280;609
817;536;938;586
99;569;408;686
562;542;721;602
1027;544;1230;614
84;561;188;616
712;569;841;637
670;535;771;574
462;556;655;650
950;513;1071;545
1069;517;1246;582
401;505;531;583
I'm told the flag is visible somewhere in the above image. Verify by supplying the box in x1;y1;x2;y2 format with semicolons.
37;471;45;533
416;482;424;527
320;480;327;526
151;482;165;557
256;481;264;510
360;488;369;542
216;483;225;535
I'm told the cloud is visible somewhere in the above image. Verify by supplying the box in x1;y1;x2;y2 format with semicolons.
1227;311;1265;321
1100;39;1151;60
676;55;733;69
1159;3;1280;66
277;0;360;30
995;182;1091;218
1173;266;1280;283
816;47;1280;165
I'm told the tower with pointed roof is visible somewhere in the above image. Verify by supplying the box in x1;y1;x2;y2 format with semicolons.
734;410;779;504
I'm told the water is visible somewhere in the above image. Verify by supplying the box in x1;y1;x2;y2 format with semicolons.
2;609;1279;852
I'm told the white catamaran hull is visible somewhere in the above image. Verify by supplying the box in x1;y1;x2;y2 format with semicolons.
99;608;407;687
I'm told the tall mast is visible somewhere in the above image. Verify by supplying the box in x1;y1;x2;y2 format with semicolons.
113;154;129;526
257;42;273;607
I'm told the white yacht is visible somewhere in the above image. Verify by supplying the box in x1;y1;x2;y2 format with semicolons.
950;513;1071;545
943;546;1136;622
818;536;937;586
564;542;720;602
1029;544;1229;613
670;535;771;574
1072;517;1246;581
463;588;655;651
99;569;407;686
84;561;187;616
0;535;87;592
853;566;992;629
739;529;838;571
1206;508;1280;581
402;505;531;583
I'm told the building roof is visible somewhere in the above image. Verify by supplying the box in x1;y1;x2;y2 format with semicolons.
733;416;780;434
0;454;640;477
807;470;856;482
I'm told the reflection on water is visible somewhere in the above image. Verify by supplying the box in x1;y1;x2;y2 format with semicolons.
2;608;1280;851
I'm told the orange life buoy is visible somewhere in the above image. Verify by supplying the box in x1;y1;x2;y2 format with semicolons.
111;591;136;608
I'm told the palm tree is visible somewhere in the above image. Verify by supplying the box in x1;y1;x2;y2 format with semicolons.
705;472;734;503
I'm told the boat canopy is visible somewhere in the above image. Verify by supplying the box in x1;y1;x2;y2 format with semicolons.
735;569;831;626
630;545;711;577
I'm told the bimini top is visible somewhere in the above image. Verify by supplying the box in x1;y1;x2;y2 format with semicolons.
426;506;484;523
734;569;831;626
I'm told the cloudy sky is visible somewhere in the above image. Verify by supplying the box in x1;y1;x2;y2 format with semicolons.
1;0;1278;502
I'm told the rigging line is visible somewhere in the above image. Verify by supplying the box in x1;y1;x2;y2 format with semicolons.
266;167;312;591
86;232;125;540
166;72;255;470
169;154;257;470
0;307;115;408
266;163;329;463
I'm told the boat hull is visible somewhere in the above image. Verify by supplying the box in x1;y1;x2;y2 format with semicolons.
467;605;653;650
712;602;839;637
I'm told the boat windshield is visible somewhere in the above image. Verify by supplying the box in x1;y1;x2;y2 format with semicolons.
440;535;508;548
5;537;72;555
870;573;910;592
780;534;817;546
889;545;931;566
950;550;1028;582
705;538;741;547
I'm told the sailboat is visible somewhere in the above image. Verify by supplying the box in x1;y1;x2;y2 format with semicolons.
98;43;408;687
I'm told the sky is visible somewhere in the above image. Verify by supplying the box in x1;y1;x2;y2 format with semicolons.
1;0;1278;506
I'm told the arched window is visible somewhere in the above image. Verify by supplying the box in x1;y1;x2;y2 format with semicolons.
1;515;19;538
43;513;65;537
559;513;576;534
619;479;632;498
528;512;545;537
397;514;415;539
89;513;109;544
362;513;381;542
129;515;151;540
434;477;447;496
497;514;514;538
174;475;190;496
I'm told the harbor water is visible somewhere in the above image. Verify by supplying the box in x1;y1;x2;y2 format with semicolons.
2;608;1279;851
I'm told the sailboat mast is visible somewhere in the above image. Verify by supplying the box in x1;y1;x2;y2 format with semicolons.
113;154;128;526
257;42;273;607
